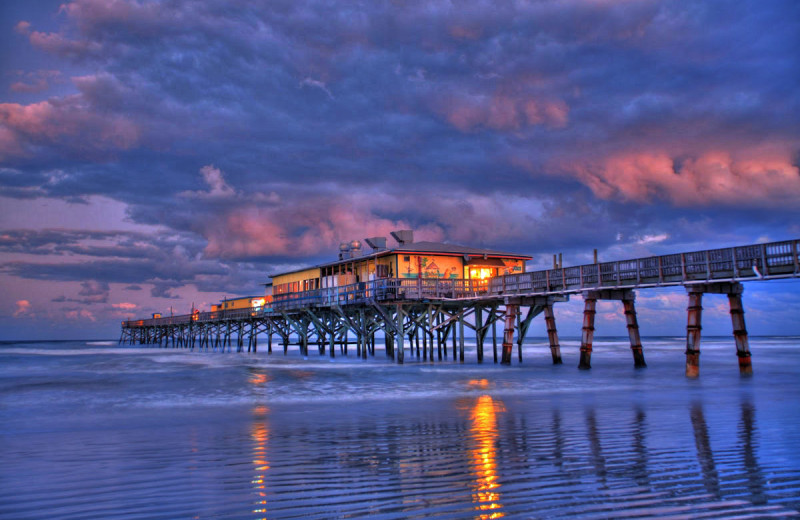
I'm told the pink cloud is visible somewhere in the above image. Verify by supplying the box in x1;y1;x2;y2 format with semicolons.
196;186;552;261
14;21;31;35
60;0;163;31
0;96;139;157
112;302;137;310
13;300;32;318
558;147;800;207
65;309;96;322
10;70;62;94
27;30;101;58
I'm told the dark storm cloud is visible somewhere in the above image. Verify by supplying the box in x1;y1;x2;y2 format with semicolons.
1;0;798;282
52;280;109;304
0;226;266;296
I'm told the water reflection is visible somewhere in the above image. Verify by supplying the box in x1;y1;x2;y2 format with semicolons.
690;402;721;498
631;408;650;488
739;400;767;505
251;398;270;518
468;395;506;519
585;410;608;484
236;390;783;518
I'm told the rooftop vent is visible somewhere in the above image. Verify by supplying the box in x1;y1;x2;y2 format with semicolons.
338;242;350;260
390;229;414;246
364;236;387;252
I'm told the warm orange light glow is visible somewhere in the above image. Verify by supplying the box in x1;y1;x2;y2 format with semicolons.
469;395;506;519
251;298;266;308
469;268;494;280
249;372;270;386
468;379;491;390
251;412;270;519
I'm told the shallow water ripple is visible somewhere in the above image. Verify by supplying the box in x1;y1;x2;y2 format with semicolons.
1;338;799;519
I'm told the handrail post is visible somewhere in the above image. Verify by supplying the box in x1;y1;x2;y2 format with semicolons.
636;259;641;285
731;247;739;278
680;253;687;280
794;239;800;274
705;251;711;280
580;265;584;289
657;255;663;284
761;244;769;276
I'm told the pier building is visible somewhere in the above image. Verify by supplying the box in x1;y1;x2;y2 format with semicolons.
121;234;800;376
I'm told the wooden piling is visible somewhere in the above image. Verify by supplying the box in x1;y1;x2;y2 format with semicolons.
728;291;752;375
422;326;428;361
458;315;465;363
501;304;517;365
579;295;597;370
685;290;703;378
253;326;258;353
396;306;405;364
385;332;394;359
623;297;647;368
330;316;336;358
544;305;562;364
452;322;457;361
492;316;498;364
516;309;523;363
475;307;484;363
436;313;443;360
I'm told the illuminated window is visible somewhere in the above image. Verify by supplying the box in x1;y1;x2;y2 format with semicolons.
469;268;494;280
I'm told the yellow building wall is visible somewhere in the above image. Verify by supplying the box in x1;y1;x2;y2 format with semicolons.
272;267;321;287
223;297;257;310
398;254;463;279
351;256;396;280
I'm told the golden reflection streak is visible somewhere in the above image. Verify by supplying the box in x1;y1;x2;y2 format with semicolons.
468;395;506;519
251;372;270;519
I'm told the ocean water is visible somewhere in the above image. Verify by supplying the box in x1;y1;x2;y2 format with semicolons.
1;336;799;519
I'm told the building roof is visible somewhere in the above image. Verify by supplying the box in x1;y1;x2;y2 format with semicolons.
269;241;531;279
218;295;262;302
392;241;531;258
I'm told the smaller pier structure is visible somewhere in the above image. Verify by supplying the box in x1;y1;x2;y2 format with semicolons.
121;233;800;376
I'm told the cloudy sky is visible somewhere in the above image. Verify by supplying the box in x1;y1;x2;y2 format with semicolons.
1;0;798;340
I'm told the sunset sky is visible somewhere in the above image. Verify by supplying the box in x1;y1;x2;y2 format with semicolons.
1;0;798;340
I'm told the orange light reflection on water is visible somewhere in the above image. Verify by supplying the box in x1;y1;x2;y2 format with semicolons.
251;419;269;518
469;395;506;519
250;370;271;519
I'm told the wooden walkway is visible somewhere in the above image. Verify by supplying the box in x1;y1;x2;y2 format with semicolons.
121;239;799;376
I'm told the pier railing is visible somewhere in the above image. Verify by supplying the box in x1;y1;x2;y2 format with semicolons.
122;239;799;328
492;239;798;296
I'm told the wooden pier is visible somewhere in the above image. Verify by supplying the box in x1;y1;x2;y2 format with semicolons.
121;239;799;376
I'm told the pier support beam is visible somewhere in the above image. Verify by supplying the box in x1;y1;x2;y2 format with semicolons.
579;295;597;370
544;305;562;365
580;290;644;369
729;291;752;375
685;283;751;377
329;315;336;358
501;304;518;365
623;297;647;368
475;307;484;363
686;289;703;378
396;306;405;364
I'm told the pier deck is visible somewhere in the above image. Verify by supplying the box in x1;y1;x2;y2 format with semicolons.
121;239;799;375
